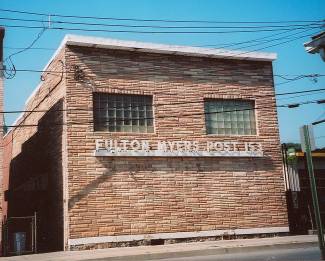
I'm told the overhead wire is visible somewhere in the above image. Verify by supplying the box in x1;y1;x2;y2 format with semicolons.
1;87;324;115
197;29;305;48
0;17;323;30
1;11;323;114
1;98;323;130
1;67;324;79
1;23;322;34
4;46;56;51
1;8;324;150
3;27;47;79
239;31;320;54
0;8;323;24
187;27;319;60
1;97;323;150
0;14;322;72
218;27;316;52
0;28;317;51
277;91;325;101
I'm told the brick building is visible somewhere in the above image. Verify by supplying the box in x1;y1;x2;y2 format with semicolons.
2;35;288;253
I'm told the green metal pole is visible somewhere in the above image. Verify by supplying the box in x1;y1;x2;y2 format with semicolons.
303;125;325;259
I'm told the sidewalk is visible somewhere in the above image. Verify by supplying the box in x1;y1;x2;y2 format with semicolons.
0;235;318;261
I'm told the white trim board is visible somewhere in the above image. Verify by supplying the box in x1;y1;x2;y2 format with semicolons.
68;226;289;246
64;34;277;61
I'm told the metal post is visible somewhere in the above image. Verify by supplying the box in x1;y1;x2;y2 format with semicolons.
31;217;34;253
34;212;37;253
281;144;289;190
303;125;325;259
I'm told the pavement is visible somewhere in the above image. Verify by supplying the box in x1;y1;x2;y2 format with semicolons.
0;235;319;261
146;247;321;261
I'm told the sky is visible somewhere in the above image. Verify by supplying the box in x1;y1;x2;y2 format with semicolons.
1;0;325;147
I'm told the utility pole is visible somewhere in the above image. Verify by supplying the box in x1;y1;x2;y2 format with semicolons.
300;124;325;259
0;27;4;257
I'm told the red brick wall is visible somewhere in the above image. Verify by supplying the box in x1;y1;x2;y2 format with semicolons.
2;132;13;221
1;50;67;253
65;46;288;242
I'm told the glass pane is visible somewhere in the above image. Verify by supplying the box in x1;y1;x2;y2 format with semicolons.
93;93;153;133
204;99;256;135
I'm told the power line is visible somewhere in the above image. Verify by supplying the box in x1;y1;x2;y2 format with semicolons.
2;67;325;93
277;90;325;100
0;24;321;72
1;92;324;115
2;99;322;129
197;30;303;48
1;24;318;65
1;68;64;74
276;87;325;96
2;67;324;78
0;8;323;24
4;46;56;51
0;17;323;30
2;67;325;87
1;97;322;150
191;27;318;60
222;27;315;52
1;24;322;34
3;28;47;79
0;28;313;51
276;73;323;86
229;31;319;57
189;29;317;63
0;32;300;51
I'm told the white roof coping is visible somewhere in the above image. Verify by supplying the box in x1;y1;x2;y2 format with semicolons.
63;34;276;62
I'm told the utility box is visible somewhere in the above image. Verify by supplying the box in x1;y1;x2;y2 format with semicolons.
13;232;26;255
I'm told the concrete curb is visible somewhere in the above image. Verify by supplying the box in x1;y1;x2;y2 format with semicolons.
83;241;318;261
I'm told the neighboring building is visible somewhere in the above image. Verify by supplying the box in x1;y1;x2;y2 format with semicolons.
283;148;325;234
1;35;288;254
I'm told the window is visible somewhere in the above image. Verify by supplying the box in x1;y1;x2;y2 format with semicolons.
93;93;154;133
204;99;256;135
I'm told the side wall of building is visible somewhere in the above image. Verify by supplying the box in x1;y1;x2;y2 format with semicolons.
65;46;288;249
1;50;67;254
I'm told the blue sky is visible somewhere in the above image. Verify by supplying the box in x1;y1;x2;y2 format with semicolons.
1;0;325;147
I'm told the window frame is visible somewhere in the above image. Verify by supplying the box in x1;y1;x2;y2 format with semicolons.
93;92;155;134
204;98;258;136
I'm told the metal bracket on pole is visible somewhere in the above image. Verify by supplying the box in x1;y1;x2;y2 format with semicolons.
48;15;51;29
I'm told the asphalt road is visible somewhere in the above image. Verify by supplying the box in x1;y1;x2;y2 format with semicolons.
149;247;321;261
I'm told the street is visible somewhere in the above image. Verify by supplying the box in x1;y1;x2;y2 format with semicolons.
148;247;320;261
0;236;318;261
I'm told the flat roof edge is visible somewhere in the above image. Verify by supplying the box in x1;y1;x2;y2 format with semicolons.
63;34;277;62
